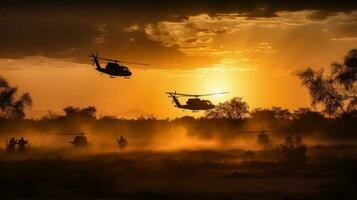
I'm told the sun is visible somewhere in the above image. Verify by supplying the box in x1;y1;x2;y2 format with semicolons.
194;66;234;104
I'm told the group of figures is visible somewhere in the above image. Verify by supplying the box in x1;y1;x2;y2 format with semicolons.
6;137;29;153
284;136;303;147
277;136;307;165
4;135;128;154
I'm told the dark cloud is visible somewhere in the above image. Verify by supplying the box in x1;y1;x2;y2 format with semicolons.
308;11;339;21
0;0;356;66
0;19;96;58
2;1;356;17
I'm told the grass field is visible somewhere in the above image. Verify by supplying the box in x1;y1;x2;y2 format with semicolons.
1;146;357;199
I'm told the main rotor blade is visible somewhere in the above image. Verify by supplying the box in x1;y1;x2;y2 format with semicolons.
94;57;116;62
198;92;229;96
93;56;149;66
119;61;150;66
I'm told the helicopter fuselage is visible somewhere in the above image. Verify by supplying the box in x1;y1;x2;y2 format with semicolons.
97;63;132;77
89;52;149;77
172;96;215;111
166;91;227;112
93;58;132;77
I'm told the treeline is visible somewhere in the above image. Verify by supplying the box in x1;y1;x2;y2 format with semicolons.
0;104;355;140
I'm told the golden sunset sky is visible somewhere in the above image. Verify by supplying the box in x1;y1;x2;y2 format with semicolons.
1;1;357;118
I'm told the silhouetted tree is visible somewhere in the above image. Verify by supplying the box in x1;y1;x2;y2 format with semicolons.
41;111;60;120
332;49;357;91
0;76;32;119
250;107;292;120
99;115;118;120
297;49;357;117
173;116;195;122
293;107;324;121
205;97;249;119
272;107;292;120
137;113;157;120
63;106;97;120
250;108;275;120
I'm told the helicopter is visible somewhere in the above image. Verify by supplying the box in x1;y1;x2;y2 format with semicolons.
88;52;149;78
166;91;228;112
235;130;274;148
65;133;88;147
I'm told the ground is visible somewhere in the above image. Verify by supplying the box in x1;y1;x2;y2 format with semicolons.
0;147;356;200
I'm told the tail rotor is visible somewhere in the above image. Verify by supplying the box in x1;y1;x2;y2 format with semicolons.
166;91;178;106
88;52;100;67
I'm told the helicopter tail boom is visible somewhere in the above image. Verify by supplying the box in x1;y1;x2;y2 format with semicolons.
166;92;183;108
172;96;182;108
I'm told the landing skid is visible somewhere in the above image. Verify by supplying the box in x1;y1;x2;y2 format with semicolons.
106;76;131;79
181;109;199;113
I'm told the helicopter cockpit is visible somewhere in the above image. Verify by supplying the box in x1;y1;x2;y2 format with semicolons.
203;100;214;106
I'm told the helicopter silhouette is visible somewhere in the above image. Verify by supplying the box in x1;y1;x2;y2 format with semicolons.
54;132;88;147
166;91;228;112
88;52;149;78
69;133;88;147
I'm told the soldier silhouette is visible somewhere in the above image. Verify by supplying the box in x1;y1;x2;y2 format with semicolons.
17;137;28;153
117;136;128;151
6;137;17;153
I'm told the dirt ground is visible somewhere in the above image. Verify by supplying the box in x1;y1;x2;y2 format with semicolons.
0;147;356;200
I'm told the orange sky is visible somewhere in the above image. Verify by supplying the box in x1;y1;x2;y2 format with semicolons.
1;4;357;119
